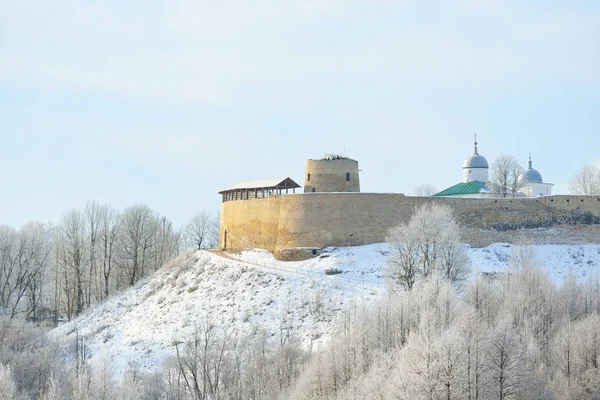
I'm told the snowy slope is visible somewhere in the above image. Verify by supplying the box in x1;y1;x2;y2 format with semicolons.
237;242;600;285
469;243;600;283
50;250;379;376
51;243;600;377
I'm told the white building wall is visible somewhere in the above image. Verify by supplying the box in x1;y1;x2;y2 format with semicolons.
521;182;553;197
463;167;489;183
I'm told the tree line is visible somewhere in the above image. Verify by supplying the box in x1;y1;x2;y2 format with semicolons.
0;202;219;321
415;160;600;197
289;204;600;399
1;203;599;399
1;246;599;399
489;158;600;196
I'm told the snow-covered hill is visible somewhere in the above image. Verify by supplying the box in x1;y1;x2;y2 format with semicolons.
51;243;600;377
50;250;378;376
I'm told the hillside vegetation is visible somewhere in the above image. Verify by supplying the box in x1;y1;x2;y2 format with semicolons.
2;243;600;399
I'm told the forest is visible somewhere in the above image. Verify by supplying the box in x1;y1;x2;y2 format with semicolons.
1;203;599;399
0;201;217;322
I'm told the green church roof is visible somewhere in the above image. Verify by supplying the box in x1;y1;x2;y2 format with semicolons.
433;181;488;197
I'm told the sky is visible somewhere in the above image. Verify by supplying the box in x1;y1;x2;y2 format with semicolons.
1;0;599;228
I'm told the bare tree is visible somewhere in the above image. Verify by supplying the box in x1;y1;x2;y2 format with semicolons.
435;326;468;399
489;155;524;198
184;211;213;251
119;205;157;287
438;240;470;286
84;201;101;307
458;310;488;400
57;210;86;317
0;223;51;318
20;222;52;320
173;322;235;399
568;164;600;195
98;204;120;300
209;212;220;250
486;321;526;400
552;324;576;388
0;226;19;314
152;215;180;271
413;184;438;197
386;225;419;289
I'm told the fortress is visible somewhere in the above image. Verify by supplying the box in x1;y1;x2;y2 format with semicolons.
219;143;600;260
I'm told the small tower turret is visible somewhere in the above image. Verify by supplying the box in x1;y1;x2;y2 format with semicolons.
304;155;360;193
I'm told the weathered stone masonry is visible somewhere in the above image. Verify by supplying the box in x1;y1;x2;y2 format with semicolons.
219;194;600;260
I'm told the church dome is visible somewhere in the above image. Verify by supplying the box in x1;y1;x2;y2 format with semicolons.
462;134;489;183
463;154;489;169
518;156;543;183
462;135;489;169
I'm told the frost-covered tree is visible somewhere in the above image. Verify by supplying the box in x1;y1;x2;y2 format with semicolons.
0;316;62;400
398;312;444;399
568;164;600;195
435;325;469;399
173;322;237;399
387;203;470;288
552;323;577;388
386;225;419;289
464;274;501;325
457;310;488;400
41;376;62;400
0;364;19;400
485;320;527;400
414;184;438;197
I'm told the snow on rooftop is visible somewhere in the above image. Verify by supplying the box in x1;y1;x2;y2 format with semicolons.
219;177;300;193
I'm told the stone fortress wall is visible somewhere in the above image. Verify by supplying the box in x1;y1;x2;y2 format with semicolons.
219;193;600;260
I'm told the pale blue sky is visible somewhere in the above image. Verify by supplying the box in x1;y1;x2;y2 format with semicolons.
1;0;599;228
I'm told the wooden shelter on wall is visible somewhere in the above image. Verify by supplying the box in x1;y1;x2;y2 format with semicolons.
219;177;301;203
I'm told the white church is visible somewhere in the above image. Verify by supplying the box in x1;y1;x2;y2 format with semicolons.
434;135;553;198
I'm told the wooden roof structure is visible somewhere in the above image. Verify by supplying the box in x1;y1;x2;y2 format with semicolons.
219;177;300;202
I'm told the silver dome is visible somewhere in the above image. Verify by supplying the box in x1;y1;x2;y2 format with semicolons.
518;156;543;183
463;154;489;169
463;134;489;169
519;169;543;183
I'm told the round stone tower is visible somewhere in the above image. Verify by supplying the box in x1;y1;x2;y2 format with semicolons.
304;155;360;193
